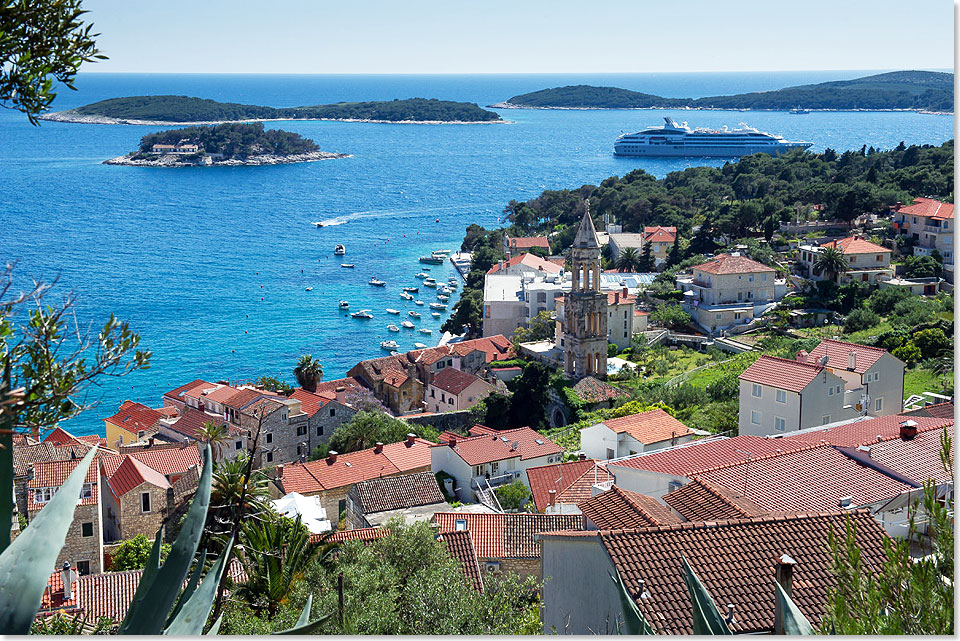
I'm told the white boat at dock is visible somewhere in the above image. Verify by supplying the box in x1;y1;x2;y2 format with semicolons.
413;342;427;349
437;294;449;301
386;308;400;315
387;324;400;332
418;328;433;335
369;277;386;286
401;320;415;329
409;310;421;318
415;272;430;279
431;312;441;318
351;309;373;319
429;302;447;310
414;300;424;306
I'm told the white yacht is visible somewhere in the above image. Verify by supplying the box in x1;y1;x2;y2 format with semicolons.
334;244;346;255
614;117;812;157
381;340;399;351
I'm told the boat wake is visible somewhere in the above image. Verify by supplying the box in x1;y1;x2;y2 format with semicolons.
313;218;348;227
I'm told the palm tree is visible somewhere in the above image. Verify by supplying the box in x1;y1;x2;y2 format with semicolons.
211;454;271;515
814;246;849;283
198;419;229;462
293;354;323;391
616;247;641;272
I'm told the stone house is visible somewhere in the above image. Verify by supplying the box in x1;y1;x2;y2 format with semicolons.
580;409;694;460
425;367;494;414
13;438;96;519
289;385;359;451
605;289;636;349
892;197;954;281
482;272;567;339
104;401;163;448
678;253;780;334
570;376;629;412
345;471;450;529
797;236;894;284
432;512;583;580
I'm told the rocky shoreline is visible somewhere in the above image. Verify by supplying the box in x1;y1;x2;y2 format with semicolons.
40;111;507;126
487;101;953;115
104;150;351;167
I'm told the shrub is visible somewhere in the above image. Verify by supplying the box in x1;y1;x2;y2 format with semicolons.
912;328;951;359
892;342;922;367
108;534;171;571
843;308;881;333
494;480;531;512
866;287;912;315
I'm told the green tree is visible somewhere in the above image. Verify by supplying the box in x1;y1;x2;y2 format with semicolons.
328;410;436;453
256;375;294;395
866;286;912;315
912;328;951;360
107;534;171;571
511;310;555;346
480;392;513;430
494;480;531;511
615;247;641;272
665;233;683;268
198;420;228;463
637;241;655;272
902;254;942;278
891;342;922;367
649;303;691;331
441;288;483;337
0;0;106;124
843;308;880;333
814;246;849;283
508;362;551;429
293;354;323;391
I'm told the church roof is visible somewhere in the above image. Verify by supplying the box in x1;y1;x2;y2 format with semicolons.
573;203;600;250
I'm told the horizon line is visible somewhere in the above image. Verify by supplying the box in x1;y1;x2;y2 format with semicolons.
73;67;954;76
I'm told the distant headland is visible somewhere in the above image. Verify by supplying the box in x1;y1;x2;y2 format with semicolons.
489;71;953;114
42;96;504;125
104;122;350;167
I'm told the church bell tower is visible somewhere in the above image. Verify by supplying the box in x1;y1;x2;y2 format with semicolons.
563;200;608;379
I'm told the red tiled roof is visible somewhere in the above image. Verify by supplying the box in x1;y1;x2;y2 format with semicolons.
692;253;775;275
104;401;162;435
446;335;514;363
42;427;83;446
439;529;484;592
13;441;93;477
439;426;563;466
312;377;365;396
781;414;953;448
526;459;613;512
432;512;583;559
739;354;825;392
586;510;889;634
507;236;550;250
606;291;637;306
222;387;270;410
902;402;954;419
821;236;890;255
898;197;954;220
76;435;107;447
841;423;953;486
643;226;677;243
28;459;99;510
165;408;235;440
352;471;445;514
578;485;682;529
124;444;201;477
487;253;562;275
662;478;767;521
108;455;172;497
429;367;483;395
381;437;435;472
321;527;390;544
201;385;241;405
807;339;892;374
163;379;213;403
607;435;799;476
289;388;332;416
599;409;693;446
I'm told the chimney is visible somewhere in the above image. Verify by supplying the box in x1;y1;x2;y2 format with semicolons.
894;201;902;211
61;562;77;600
148;437;155;447
406;433;417;446
336;386;346;403
548;489;557;507
848;351;857;371
374;442;383;454
615;291;620;304
796;350;808;364
448;435;457;448
899;420;918;440
328;450;339;463
774;554;796;635
622;286;628;298
578;452;586;461
839;496;853;508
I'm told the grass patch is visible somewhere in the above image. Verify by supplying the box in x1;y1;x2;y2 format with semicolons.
904;367;950;399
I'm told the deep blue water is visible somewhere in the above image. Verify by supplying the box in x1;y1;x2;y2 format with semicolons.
0;72;953;436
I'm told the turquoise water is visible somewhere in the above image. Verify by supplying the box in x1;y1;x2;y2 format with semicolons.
0;72;953;436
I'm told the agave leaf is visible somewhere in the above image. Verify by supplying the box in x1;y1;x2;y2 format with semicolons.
273;592;335;634
0;446;98;634
206;615;223;635
0;368;14;556
167;547;208;625
135;528;164;597
611;569;653;635
163;537;233;635
681;555;732;635
775;582;815;635
120;444;213;634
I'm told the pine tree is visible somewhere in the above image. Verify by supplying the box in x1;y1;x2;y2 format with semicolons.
637;240;655;272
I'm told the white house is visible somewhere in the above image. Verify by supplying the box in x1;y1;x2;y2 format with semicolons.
797;236;894;284
806;339;905;416
892;198;954;281
605;290;637;350
430;426;564;503
487;253;563;278
482;273;566;338
581;409;694;460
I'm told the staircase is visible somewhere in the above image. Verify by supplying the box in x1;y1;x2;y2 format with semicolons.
474;478;504;513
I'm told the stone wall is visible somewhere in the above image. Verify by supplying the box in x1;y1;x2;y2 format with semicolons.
488;556;543;581
308;401;358;449
117;481;169;540
33;502;104;575
402;409;475;433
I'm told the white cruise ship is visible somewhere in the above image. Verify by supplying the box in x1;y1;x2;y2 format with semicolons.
614;117;812;157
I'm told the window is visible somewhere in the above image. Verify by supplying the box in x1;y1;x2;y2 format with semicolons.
667;481;683;492
338;499;346;517
751;410;761;425
76;560;90;576
776;389;787;403
266;451;274;463
265;433;273;444
448;398;454;405
828;386;835;396
141;492;151;513
873;372;880;382
455;519;467;531
329;407;336;417
822;415;831;425
297;425;307;436
775;417;786;432
236;440;242;450
876;255;883;262
80;483;93;499
875;398;883;411
430;389;435;398
606;448;615;459
81;522;94;537
33;487;55;504
716;313;722;320
317;425;323;436
281;411;288;423
752;384;762;398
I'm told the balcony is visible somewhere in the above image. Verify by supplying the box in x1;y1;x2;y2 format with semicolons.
470;471;522;491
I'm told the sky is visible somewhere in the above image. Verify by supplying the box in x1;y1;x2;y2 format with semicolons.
83;0;954;74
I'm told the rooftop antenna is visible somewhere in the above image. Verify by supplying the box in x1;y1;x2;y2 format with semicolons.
735;449;753;497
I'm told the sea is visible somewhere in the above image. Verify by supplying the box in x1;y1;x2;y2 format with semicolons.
0;71;953;437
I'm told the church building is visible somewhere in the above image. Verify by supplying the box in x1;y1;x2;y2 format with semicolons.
562;201;609;378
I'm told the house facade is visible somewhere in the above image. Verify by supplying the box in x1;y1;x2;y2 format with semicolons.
643;226;677;266
581;409;694;460
797;236;894;284
806;339;905;417
892;198;954;280
425;367;494;413
605;290;636;350
678;253;780;334
104;401;162;448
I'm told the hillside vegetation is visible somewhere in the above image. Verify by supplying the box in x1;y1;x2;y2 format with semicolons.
501;71;954;112
59;95;502;123
136;122;318;159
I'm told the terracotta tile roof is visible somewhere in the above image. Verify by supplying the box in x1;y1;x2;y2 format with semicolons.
643;225;677;243
432;512;583;558
76;435;107;447
694;445;916;513
165;408;234;440
28;459;100;511
902;402;954;419
578;485;682;529
606;291;637;306
201;385;241;405
606;435;798;476
898;196;954;220
13;441;92;477
320;527;390;544
807;338;892;374
691;253;775;275
183;382;217;402
821;236;890;255
507;236;551;250
222;387;270;410
43;427;84;446
352;471;445;514
450;335;514;363
429;367;483;395
289;388;332;416
599;409;693;446
572;377;629;404
781;414;953;448
589;510;889;635
312;377;365;396
739;354;825;392
280;438;432;494
104;401;162;435
851;423;953;486
439;529;484;592
487;253;562;275
163;379;213;403
439;426;563;466
107;455;172;497
123;444;201;477
662;478;768;521
526;459;613;512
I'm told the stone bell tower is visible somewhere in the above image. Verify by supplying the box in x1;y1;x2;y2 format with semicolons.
563;200;608;379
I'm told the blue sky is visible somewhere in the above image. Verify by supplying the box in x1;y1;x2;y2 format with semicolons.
84;0;954;73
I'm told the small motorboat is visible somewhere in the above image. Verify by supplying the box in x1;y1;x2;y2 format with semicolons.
419;255;443;265
437;294;449;301
381;340;399;351
429;302;447;310
387;324;400;332
437;285;451;294
341;263;355;268
401;320;415;329
305;287;313;291
351;310;373;319
414;300;424;306
402;286;419;293
386;308;400;315
447;280;458;289
334;244;346;255
339;300;349;309
431;312;441;318
415;272;430;279
413;342;427;349
423;280;437;288
313;221;326;228
400;291;414;300
369;277;386;287
409;310;421;318
418;328;433;335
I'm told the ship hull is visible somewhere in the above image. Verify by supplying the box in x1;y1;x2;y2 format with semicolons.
614;142;811;157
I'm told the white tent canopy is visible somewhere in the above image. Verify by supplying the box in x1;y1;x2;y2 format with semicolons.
271;492;332;534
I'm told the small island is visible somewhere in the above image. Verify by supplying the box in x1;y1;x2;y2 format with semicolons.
491;70;954;113
104;122;350;167
43;96;504;125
